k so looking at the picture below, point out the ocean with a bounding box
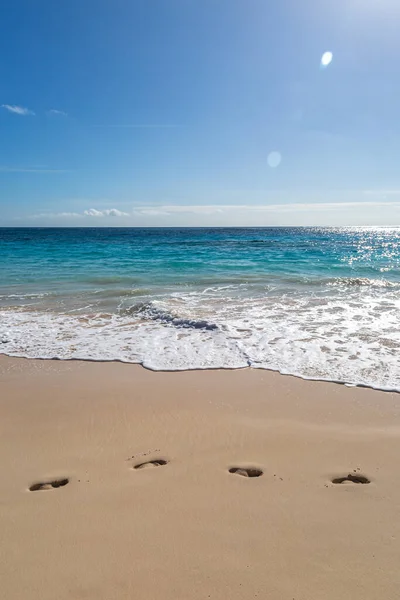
[1,226,399,391]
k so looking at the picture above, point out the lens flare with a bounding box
[267,151,282,168]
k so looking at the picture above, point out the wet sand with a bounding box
[1,355,400,599]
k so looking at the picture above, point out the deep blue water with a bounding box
[1,227,400,390]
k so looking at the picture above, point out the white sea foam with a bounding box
[1,287,400,391]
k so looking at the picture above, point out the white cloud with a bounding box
[83,208,104,217]
[0,166,69,173]
[92,124,177,129]
[48,109,68,116]
[84,208,129,217]
[29,208,130,220]
[362,190,400,196]
[137,208,171,216]
[1,104,35,116]
[30,212,82,219]
[134,201,400,216]
[23,199,400,227]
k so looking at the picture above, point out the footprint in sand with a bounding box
[229,467,263,478]
[331,473,370,485]
[29,478,69,491]
[134,459,168,470]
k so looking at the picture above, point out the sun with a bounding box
[321,51,333,67]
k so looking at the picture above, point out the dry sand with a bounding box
[1,355,400,600]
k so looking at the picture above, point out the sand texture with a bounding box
[1,356,400,599]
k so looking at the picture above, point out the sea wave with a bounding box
[326,277,400,288]
[120,301,218,330]
[1,290,400,391]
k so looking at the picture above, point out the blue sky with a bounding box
[1,0,400,226]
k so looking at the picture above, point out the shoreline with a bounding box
[2,351,400,394]
[1,355,400,599]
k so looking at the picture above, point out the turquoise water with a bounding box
[1,227,400,390]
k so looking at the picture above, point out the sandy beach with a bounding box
[1,355,400,600]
